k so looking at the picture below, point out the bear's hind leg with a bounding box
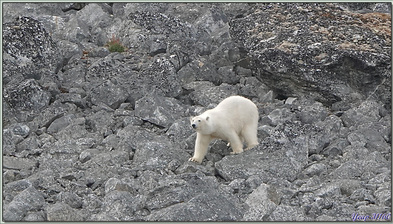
[228,132,244,155]
[242,125,258,150]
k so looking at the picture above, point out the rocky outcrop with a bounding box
[230,3,391,110]
[2,3,391,221]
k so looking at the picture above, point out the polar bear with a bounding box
[189,95,259,163]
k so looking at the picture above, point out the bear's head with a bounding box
[190,116,210,133]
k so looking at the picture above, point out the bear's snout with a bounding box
[192,124,197,129]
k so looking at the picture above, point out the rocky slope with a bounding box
[2,3,391,221]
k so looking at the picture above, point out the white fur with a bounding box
[189,95,259,163]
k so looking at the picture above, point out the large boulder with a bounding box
[230,3,391,109]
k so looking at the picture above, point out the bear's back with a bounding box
[216,95,256,110]
[214,95,258,122]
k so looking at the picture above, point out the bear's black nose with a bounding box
[192,124,196,128]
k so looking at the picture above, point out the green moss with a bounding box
[106,36,126,53]
[108,42,125,53]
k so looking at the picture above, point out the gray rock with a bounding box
[188,82,239,107]
[3,156,38,171]
[3,170,30,184]
[4,79,51,113]
[215,143,307,182]
[104,177,135,194]
[76,3,111,29]
[298,101,328,124]
[321,138,349,157]
[90,80,128,109]
[267,108,293,126]
[101,190,145,221]
[47,202,86,221]
[3,16,59,83]
[230,3,391,108]
[3,179,33,203]
[79,149,96,163]
[303,163,328,177]
[10,123,31,137]
[341,100,382,127]
[16,134,40,153]
[268,205,309,221]
[330,159,387,180]
[149,192,243,221]
[166,117,194,143]
[55,93,87,109]
[135,95,186,128]
[89,47,110,58]
[3,186,45,221]
[2,128,23,155]
[47,114,76,134]
[57,192,83,209]
[23,211,46,221]
[315,183,342,198]
[350,189,376,203]
[132,138,189,171]
[374,182,391,207]
[335,179,362,197]
[175,162,216,176]
[242,183,278,221]
[1,3,391,222]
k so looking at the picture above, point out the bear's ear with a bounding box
[206,116,209,121]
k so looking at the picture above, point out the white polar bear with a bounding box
[189,95,259,163]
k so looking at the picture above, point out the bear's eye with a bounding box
[198,120,201,122]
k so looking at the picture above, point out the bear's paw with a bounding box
[188,157,202,163]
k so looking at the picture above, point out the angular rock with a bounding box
[1,3,391,222]
[188,82,239,107]
[47,202,86,221]
[89,80,128,109]
[268,205,309,221]
[57,192,83,209]
[298,101,328,124]
[166,117,194,143]
[330,159,387,180]
[104,178,135,195]
[3,16,59,83]
[3,186,45,221]
[3,156,38,171]
[215,144,307,182]
[23,211,46,221]
[149,192,243,221]
[230,3,391,108]
[242,183,278,221]
[100,191,145,221]
[135,95,186,128]
[303,163,328,177]
[341,100,382,127]
[47,114,76,134]
[4,79,51,112]
[55,93,87,109]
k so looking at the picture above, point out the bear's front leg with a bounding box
[189,133,211,163]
